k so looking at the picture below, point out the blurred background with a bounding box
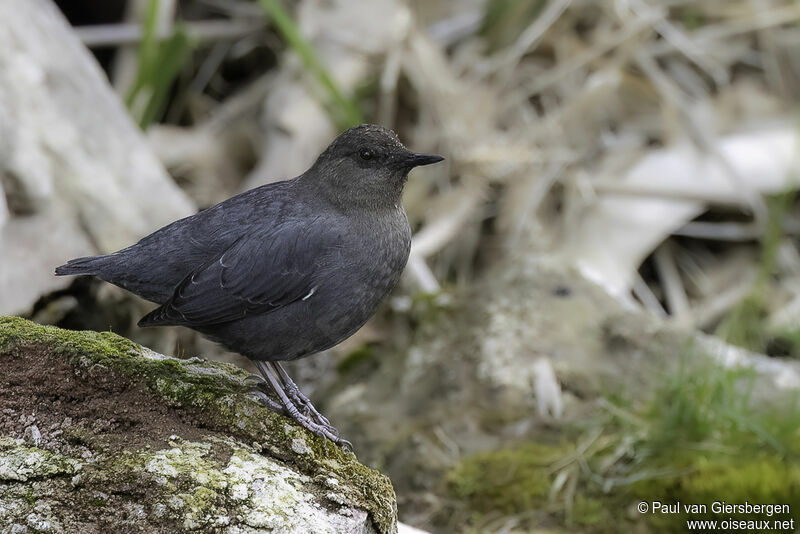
[2,0,800,532]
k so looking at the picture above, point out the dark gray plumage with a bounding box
[56,124,444,446]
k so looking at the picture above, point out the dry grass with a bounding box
[77,0,800,353]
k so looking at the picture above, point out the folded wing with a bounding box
[139,217,340,326]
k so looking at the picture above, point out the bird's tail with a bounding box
[54,255,107,276]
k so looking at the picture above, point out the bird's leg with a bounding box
[245,375,285,413]
[246,370,332,433]
[245,375,266,385]
[270,361,332,427]
[255,361,352,448]
[249,389,286,414]
[246,370,327,425]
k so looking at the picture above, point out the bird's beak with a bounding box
[405,152,445,168]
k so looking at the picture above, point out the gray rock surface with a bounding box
[0,0,195,315]
[0,317,397,534]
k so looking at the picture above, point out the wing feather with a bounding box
[138,218,339,327]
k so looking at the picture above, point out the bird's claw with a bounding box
[280,381,332,427]
[249,385,350,449]
[253,361,352,451]
[249,389,286,414]
[286,408,350,448]
[245,374,266,385]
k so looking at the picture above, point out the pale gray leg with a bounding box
[271,361,332,427]
[246,375,285,413]
[254,361,351,449]
[249,389,286,414]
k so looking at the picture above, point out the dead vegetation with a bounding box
[59,0,800,356]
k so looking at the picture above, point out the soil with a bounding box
[0,343,229,463]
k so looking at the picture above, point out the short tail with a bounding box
[54,255,106,276]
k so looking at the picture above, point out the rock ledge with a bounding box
[0,316,396,534]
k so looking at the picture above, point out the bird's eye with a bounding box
[359,148,374,161]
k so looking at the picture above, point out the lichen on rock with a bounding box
[0,439,78,483]
[0,316,397,533]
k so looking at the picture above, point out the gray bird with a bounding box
[56,124,444,446]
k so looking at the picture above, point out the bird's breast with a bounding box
[252,207,411,359]
[346,208,410,287]
[317,208,410,314]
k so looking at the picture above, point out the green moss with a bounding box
[334,460,397,534]
[440,351,800,533]
[678,456,800,504]
[572,496,610,527]
[337,345,375,374]
[0,316,398,534]
[445,443,564,515]
[80,441,226,528]
[445,442,800,533]
[183,486,222,521]
[629,454,799,532]
[23,488,37,506]
[63,425,104,451]
[0,316,245,411]
[592,355,800,532]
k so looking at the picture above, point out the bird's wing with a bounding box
[138,217,342,327]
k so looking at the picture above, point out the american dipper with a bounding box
[56,124,443,447]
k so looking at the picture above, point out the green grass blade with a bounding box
[138,26,195,128]
[256,0,363,129]
[124,0,197,129]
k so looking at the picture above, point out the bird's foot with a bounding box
[246,374,329,426]
[245,375,266,385]
[250,389,350,448]
[247,375,285,412]
[259,365,333,428]
[249,390,286,414]
[280,395,348,446]
[253,361,352,450]
[284,384,332,427]
[284,403,353,450]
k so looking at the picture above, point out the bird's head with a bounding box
[307,124,444,210]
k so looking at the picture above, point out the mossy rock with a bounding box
[0,316,397,533]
